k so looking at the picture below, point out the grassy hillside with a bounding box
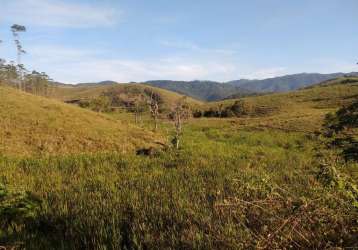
[0,85,161,156]
[0,78,357,249]
[203,77,358,132]
[51,83,203,110]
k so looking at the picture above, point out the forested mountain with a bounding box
[145,72,358,101]
[144,80,252,101]
[228,72,358,92]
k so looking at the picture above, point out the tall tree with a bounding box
[11,24,26,90]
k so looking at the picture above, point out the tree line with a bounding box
[0,24,52,96]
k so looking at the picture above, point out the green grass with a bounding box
[207,77,358,132]
[0,79,357,249]
[1,119,357,249]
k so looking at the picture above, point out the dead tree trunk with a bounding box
[149,92,159,131]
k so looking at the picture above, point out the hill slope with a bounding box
[51,83,203,110]
[207,77,358,132]
[0,86,160,156]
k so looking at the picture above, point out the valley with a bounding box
[0,76,357,249]
[0,2,357,248]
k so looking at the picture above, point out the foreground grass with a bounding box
[1,121,357,249]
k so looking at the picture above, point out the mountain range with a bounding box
[145,72,358,101]
[77,72,358,101]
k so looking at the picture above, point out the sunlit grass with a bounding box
[0,79,357,249]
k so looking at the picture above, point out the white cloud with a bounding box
[27,45,102,63]
[33,57,239,83]
[306,58,358,74]
[23,43,242,83]
[0,0,120,28]
[242,67,288,79]
[18,44,303,83]
[160,40,238,56]
[22,44,357,84]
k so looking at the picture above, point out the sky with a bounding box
[0,0,357,83]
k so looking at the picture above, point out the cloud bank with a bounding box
[0,0,120,28]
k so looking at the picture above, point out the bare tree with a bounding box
[169,97,191,149]
[11,24,26,90]
[149,91,160,131]
[133,94,146,125]
[217,103,224,118]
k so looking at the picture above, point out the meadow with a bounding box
[1,116,357,249]
[0,79,357,249]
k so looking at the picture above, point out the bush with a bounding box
[322,100,358,161]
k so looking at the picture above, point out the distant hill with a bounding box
[203,77,358,132]
[76,80,119,87]
[51,83,203,112]
[145,72,358,101]
[145,80,252,101]
[227,72,358,92]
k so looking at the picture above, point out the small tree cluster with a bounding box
[24,71,51,95]
[79,95,112,113]
[193,99,252,118]
[0,24,52,96]
[0,62,51,96]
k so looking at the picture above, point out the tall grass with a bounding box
[1,122,357,249]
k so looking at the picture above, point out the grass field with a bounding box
[208,77,358,132]
[0,86,162,156]
[0,79,357,249]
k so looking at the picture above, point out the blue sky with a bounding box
[0,0,357,83]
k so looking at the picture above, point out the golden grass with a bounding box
[51,83,203,107]
[207,77,358,132]
[0,86,162,156]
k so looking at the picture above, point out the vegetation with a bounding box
[0,114,357,249]
[0,86,161,156]
[145,80,250,101]
[0,26,357,248]
[168,97,191,149]
[145,73,358,101]
[322,100,358,161]
[52,83,202,109]
[0,24,52,97]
